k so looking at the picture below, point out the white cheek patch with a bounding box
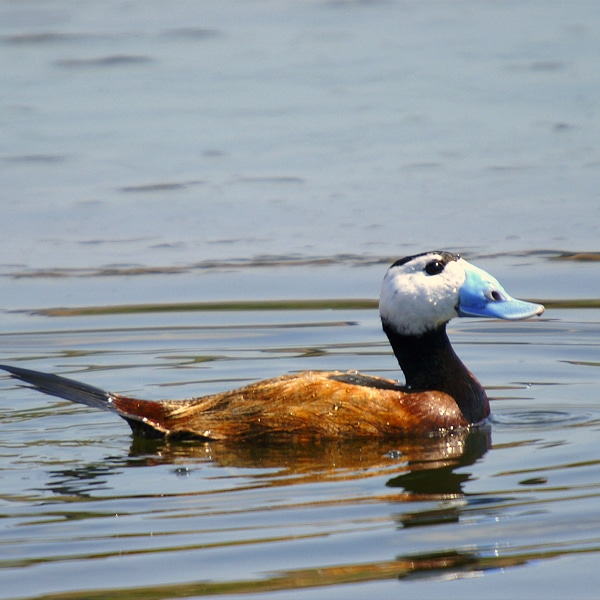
[379,257,467,336]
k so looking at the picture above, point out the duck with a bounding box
[0,251,544,441]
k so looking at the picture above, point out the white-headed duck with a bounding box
[0,251,544,441]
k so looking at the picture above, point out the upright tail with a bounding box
[0,364,170,438]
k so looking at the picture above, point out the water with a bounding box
[1,1,600,599]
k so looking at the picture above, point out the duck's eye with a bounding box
[424,260,444,275]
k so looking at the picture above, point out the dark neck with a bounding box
[382,321,489,424]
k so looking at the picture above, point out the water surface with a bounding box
[1,1,600,599]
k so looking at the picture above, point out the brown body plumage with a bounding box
[110,371,470,440]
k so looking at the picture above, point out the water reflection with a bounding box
[43,427,490,500]
[44,462,120,499]
[386,426,490,497]
[131,427,490,489]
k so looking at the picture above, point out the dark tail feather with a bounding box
[1,364,172,439]
[0,364,117,412]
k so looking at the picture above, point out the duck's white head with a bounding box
[379,251,544,337]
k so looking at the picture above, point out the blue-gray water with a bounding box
[1,2,600,599]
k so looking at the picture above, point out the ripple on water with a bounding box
[490,409,596,429]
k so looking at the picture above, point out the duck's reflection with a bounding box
[386,425,490,494]
[384,425,491,528]
[45,426,490,500]
[129,424,490,492]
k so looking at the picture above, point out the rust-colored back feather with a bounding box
[110,371,470,440]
